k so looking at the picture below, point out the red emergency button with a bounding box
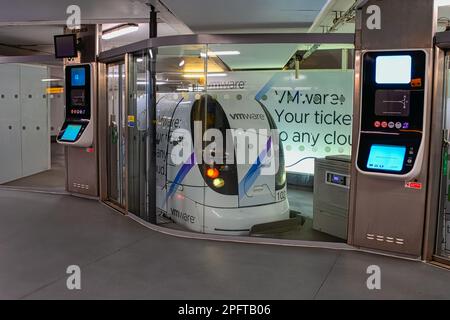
[374,121,381,128]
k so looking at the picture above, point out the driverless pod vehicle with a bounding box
[155,93,289,235]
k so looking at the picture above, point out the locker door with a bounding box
[20,65,50,177]
[0,64,22,183]
[0,122,22,184]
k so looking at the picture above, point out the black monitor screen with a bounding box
[54,34,77,59]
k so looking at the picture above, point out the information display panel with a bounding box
[71,68,86,86]
[356,50,427,179]
[65,64,91,120]
[366,145,406,172]
[375,55,412,84]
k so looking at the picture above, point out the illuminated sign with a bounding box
[46,87,64,94]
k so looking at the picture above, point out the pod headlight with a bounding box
[212,178,225,188]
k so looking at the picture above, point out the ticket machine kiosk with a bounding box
[56,61,98,197]
[57,64,94,147]
[350,0,436,258]
[356,50,428,180]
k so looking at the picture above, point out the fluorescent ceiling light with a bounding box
[207,73,227,77]
[136,58,144,63]
[136,81,168,85]
[436,0,450,6]
[200,51,240,58]
[102,23,139,40]
[41,78,62,82]
[183,74,204,78]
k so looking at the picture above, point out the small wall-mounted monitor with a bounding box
[54,34,78,59]
[375,55,412,84]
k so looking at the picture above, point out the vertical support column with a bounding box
[150,5,157,38]
[342,49,348,71]
[349,0,437,258]
[423,47,446,261]
[147,6,158,224]
[78,25,98,64]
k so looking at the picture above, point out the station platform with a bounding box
[0,189,449,300]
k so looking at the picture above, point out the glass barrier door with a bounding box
[436,54,450,263]
[106,62,127,207]
[127,53,149,220]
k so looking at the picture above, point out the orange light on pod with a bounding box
[206,167,219,179]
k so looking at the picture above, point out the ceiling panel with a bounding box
[208,43,298,70]
[0,0,150,23]
[162,0,328,33]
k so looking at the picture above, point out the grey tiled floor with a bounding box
[0,189,449,300]
[3,142,66,192]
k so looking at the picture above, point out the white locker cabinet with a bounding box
[0,63,50,184]
[20,65,50,177]
[50,93,65,136]
[0,64,21,184]
[0,123,22,183]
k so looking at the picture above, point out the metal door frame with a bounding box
[423,32,450,266]
[99,54,129,214]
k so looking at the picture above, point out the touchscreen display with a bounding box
[71,67,86,86]
[61,124,82,142]
[367,144,406,172]
[375,55,412,84]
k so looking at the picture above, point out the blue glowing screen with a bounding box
[71,68,85,86]
[61,124,82,142]
[367,144,406,172]
[375,55,412,84]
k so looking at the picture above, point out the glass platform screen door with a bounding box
[106,62,127,208]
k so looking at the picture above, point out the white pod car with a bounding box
[156,93,289,235]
